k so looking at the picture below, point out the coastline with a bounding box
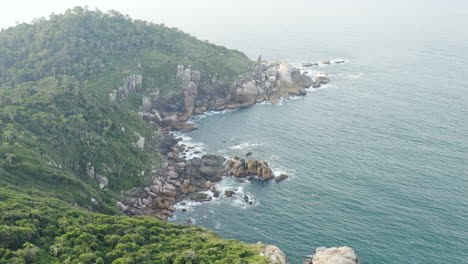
[117,60,360,263]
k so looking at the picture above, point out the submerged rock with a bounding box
[315,76,330,84]
[302,62,318,67]
[275,174,289,182]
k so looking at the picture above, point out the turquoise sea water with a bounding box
[171,14,468,263]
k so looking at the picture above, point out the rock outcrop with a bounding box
[303,247,359,264]
[116,74,143,99]
[259,244,289,264]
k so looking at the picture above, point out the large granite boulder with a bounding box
[304,247,359,264]
[277,63,312,97]
[232,81,259,105]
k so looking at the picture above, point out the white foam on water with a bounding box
[258,100,273,105]
[272,167,295,179]
[290,95,303,100]
[229,142,263,150]
[214,178,259,208]
[190,108,238,122]
[172,131,206,160]
[172,177,259,214]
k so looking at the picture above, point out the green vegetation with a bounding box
[0,187,269,263]
[0,7,261,263]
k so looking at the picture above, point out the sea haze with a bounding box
[170,9,468,264]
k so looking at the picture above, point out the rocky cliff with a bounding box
[131,61,329,132]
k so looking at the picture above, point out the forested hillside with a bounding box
[0,7,264,263]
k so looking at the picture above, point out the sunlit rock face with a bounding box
[303,247,359,264]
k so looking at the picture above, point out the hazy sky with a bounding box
[1,0,466,33]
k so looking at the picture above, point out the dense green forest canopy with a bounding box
[0,187,269,263]
[0,7,261,263]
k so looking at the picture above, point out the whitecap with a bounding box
[229,142,263,150]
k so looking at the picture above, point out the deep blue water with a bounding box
[171,14,468,263]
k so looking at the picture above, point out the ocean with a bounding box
[170,12,468,263]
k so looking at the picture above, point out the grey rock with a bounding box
[184,81,198,115]
[168,171,179,179]
[96,175,109,189]
[134,135,145,150]
[142,96,152,110]
[316,76,330,84]
[188,192,212,202]
[162,115,179,129]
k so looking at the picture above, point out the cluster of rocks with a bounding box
[121,130,250,216]
[303,247,360,264]
[120,134,291,220]
[227,157,288,182]
[119,137,228,220]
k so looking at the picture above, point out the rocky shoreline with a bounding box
[117,60,328,220]
[115,59,360,263]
